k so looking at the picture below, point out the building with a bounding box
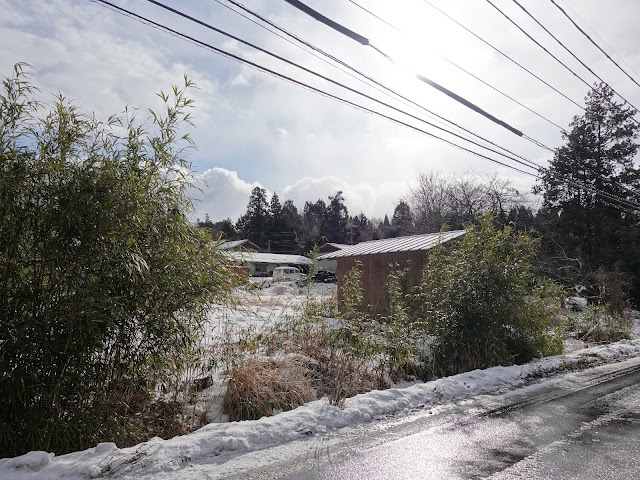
[317,230,466,310]
[226,251,313,277]
[217,239,262,252]
[315,242,350,273]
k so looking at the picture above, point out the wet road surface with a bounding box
[269,359,640,479]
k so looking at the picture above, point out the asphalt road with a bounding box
[263,358,640,480]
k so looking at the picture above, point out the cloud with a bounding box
[189,170,406,224]
[282,176,404,220]
[231,73,249,87]
[190,168,264,222]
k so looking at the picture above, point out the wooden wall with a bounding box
[336,250,429,311]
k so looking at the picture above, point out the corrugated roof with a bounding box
[326,242,350,249]
[226,252,313,265]
[317,230,466,259]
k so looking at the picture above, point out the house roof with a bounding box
[217,239,261,252]
[317,230,466,259]
[226,252,313,265]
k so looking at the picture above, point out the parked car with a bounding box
[272,266,306,281]
[312,270,337,283]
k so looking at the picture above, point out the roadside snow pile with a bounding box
[3,339,640,480]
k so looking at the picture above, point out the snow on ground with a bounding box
[3,339,640,480]
[2,284,640,480]
[192,279,338,423]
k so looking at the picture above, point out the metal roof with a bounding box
[226,252,313,265]
[217,239,261,251]
[317,230,466,259]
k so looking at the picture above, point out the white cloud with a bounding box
[231,74,249,87]
[282,176,404,219]
[189,171,406,224]
[190,168,264,222]
[3,0,638,229]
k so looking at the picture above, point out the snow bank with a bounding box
[3,339,640,480]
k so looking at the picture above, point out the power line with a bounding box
[346,0,399,32]
[550,0,640,91]
[220,0,522,159]
[332,1,566,133]
[283,0,527,139]
[144,0,543,169]
[92,0,640,214]
[486,0,640,119]
[486,0,591,88]
[443,58,565,132]
[511,0,633,112]
[92,0,539,179]
[421,0,584,111]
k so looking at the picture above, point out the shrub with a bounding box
[567,303,632,343]
[339,260,364,318]
[414,215,563,377]
[0,65,233,456]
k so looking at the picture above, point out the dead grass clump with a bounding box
[222,358,314,421]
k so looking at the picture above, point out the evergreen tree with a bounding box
[536,83,640,302]
[302,198,327,249]
[391,200,414,237]
[212,218,237,240]
[325,191,349,243]
[505,205,535,231]
[348,212,369,244]
[268,192,283,227]
[282,199,301,230]
[267,192,283,248]
[379,214,392,238]
[237,186,269,248]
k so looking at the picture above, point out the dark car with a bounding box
[312,270,337,283]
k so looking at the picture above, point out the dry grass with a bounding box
[222,358,314,421]
[313,351,387,407]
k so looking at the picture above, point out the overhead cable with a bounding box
[92,0,539,178]
[333,0,566,132]
[486,0,640,119]
[283,0,526,138]
[444,58,565,132]
[346,0,399,32]
[549,0,640,91]
[421,0,584,110]
[284,0,369,45]
[144,0,539,168]
[219,0,519,157]
[92,0,640,214]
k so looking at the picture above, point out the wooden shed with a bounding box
[317,230,466,310]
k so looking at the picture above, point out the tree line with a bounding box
[198,175,532,254]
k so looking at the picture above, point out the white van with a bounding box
[272,266,306,281]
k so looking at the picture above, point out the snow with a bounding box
[2,284,640,479]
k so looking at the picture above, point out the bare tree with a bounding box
[408,171,529,232]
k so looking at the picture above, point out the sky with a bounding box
[2,0,640,222]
